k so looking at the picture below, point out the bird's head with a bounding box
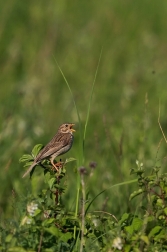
[59,123,76,134]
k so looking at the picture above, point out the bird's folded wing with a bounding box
[35,135,69,162]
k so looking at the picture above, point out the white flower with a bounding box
[112,237,122,250]
[27,202,38,216]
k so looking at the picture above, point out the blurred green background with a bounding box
[1,0,167,219]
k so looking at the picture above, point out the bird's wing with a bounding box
[35,133,70,162]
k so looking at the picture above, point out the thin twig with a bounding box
[55,175,60,205]
[38,231,43,252]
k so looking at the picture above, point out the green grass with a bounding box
[1,0,167,222]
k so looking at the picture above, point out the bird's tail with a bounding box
[22,162,37,178]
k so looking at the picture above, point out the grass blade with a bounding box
[83,48,103,154]
[85,178,138,216]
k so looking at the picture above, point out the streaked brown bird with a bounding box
[22,123,75,178]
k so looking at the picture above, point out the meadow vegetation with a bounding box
[1,0,167,251]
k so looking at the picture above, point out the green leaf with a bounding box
[156,209,164,219]
[32,144,43,157]
[156,198,164,208]
[5,234,13,242]
[140,235,149,245]
[48,177,56,189]
[44,226,61,236]
[24,161,33,167]
[59,232,72,242]
[19,154,33,163]
[148,226,162,238]
[124,225,134,235]
[164,207,167,215]
[119,213,130,226]
[131,217,142,231]
[42,218,55,227]
[129,189,144,201]
[42,189,47,195]
[120,213,130,222]
[33,208,41,216]
[154,228,166,241]
[124,244,131,252]
[44,172,51,183]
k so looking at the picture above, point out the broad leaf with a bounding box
[148,226,162,238]
[131,217,142,231]
[42,218,55,227]
[44,226,61,236]
[19,154,33,163]
[140,235,149,245]
[32,144,43,157]
[48,177,56,189]
[59,232,72,242]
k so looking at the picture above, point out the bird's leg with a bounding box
[50,158,64,172]
[51,159,59,172]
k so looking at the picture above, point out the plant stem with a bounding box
[80,173,85,252]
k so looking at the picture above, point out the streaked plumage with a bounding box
[22,123,75,178]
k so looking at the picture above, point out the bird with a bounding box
[22,123,75,178]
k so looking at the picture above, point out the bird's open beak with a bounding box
[70,124,76,132]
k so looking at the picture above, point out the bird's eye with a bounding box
[65,124,68,127]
